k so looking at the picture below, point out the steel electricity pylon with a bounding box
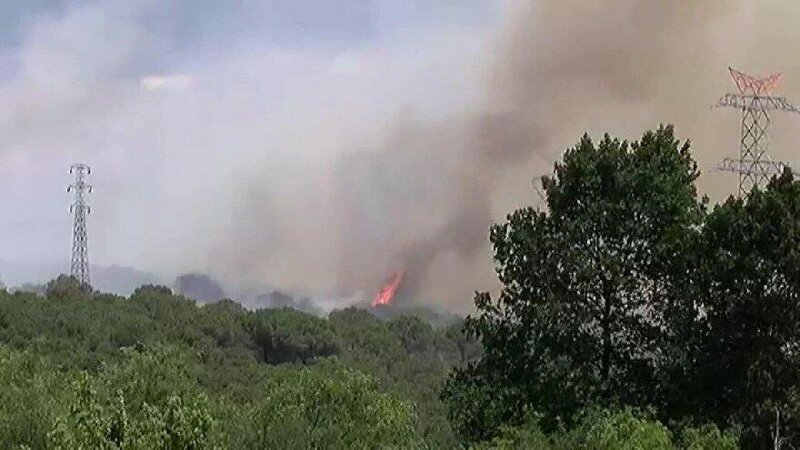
[67,163,92,286]
[715,67,800,195]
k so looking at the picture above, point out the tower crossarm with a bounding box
[69,203,92,213]
[67,181,93,192]
[729,67,783,96]
[715,93,800,113]
[715,68,796,196]
[717,158,786,176]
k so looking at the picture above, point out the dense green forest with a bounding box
[1,125,799,449]
[0,280,476,449]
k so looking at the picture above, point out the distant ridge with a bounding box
[0,260,163,296]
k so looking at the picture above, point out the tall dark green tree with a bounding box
[46,274,92,300]
[443,126,705,441]
[250,308,339,364]
[687,170,800,448]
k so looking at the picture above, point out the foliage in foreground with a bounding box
[0,283,468,448]
[232,361,418,449]
[473,409,738,450]
[0,343,421,449]
[444,125,800,449]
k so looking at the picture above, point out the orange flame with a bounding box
[371,271,404,307]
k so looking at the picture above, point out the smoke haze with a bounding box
[2,1,800,312]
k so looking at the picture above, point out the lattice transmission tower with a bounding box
[67,163,92,286]
[715,67,800,195]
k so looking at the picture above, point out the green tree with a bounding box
[46,274,92,300]
[680,424,739,450]
[0,274,471,448]
[330,307,462,447]
[443,321,481,365]
[250,308,339,364]
[557,408,674,450]
[470,408,738,450]
[49,344,217,449]
[470,418,551,450]
[132,285,173,297]
[238,361,418,449]
[687,170,800,448]
[97,344,202,412]
[388,316,435,354]
[0,345,69,449]
[49,374,215,450]
[444,126,704,440]
[197,299,252,349]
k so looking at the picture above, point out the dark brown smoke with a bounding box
[326,1,742,310]
[223,1,800,312]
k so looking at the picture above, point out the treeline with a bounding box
[443,126,800,449]
[0,279,477,448]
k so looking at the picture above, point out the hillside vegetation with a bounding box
[0,279,480,448]
[1,126,799,449]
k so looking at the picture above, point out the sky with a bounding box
[0,0,504,295]
[3,1,800,311]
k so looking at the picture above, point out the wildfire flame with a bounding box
[371,271,404,307]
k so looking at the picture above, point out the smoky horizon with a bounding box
[2,1,800,314]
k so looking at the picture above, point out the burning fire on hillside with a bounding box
[371,271,404,307]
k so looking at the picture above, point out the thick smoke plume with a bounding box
[225,1,754,310]
[4,1,800,312]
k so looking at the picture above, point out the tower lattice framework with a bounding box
[715,67,800,195]
[67,163,92,286]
